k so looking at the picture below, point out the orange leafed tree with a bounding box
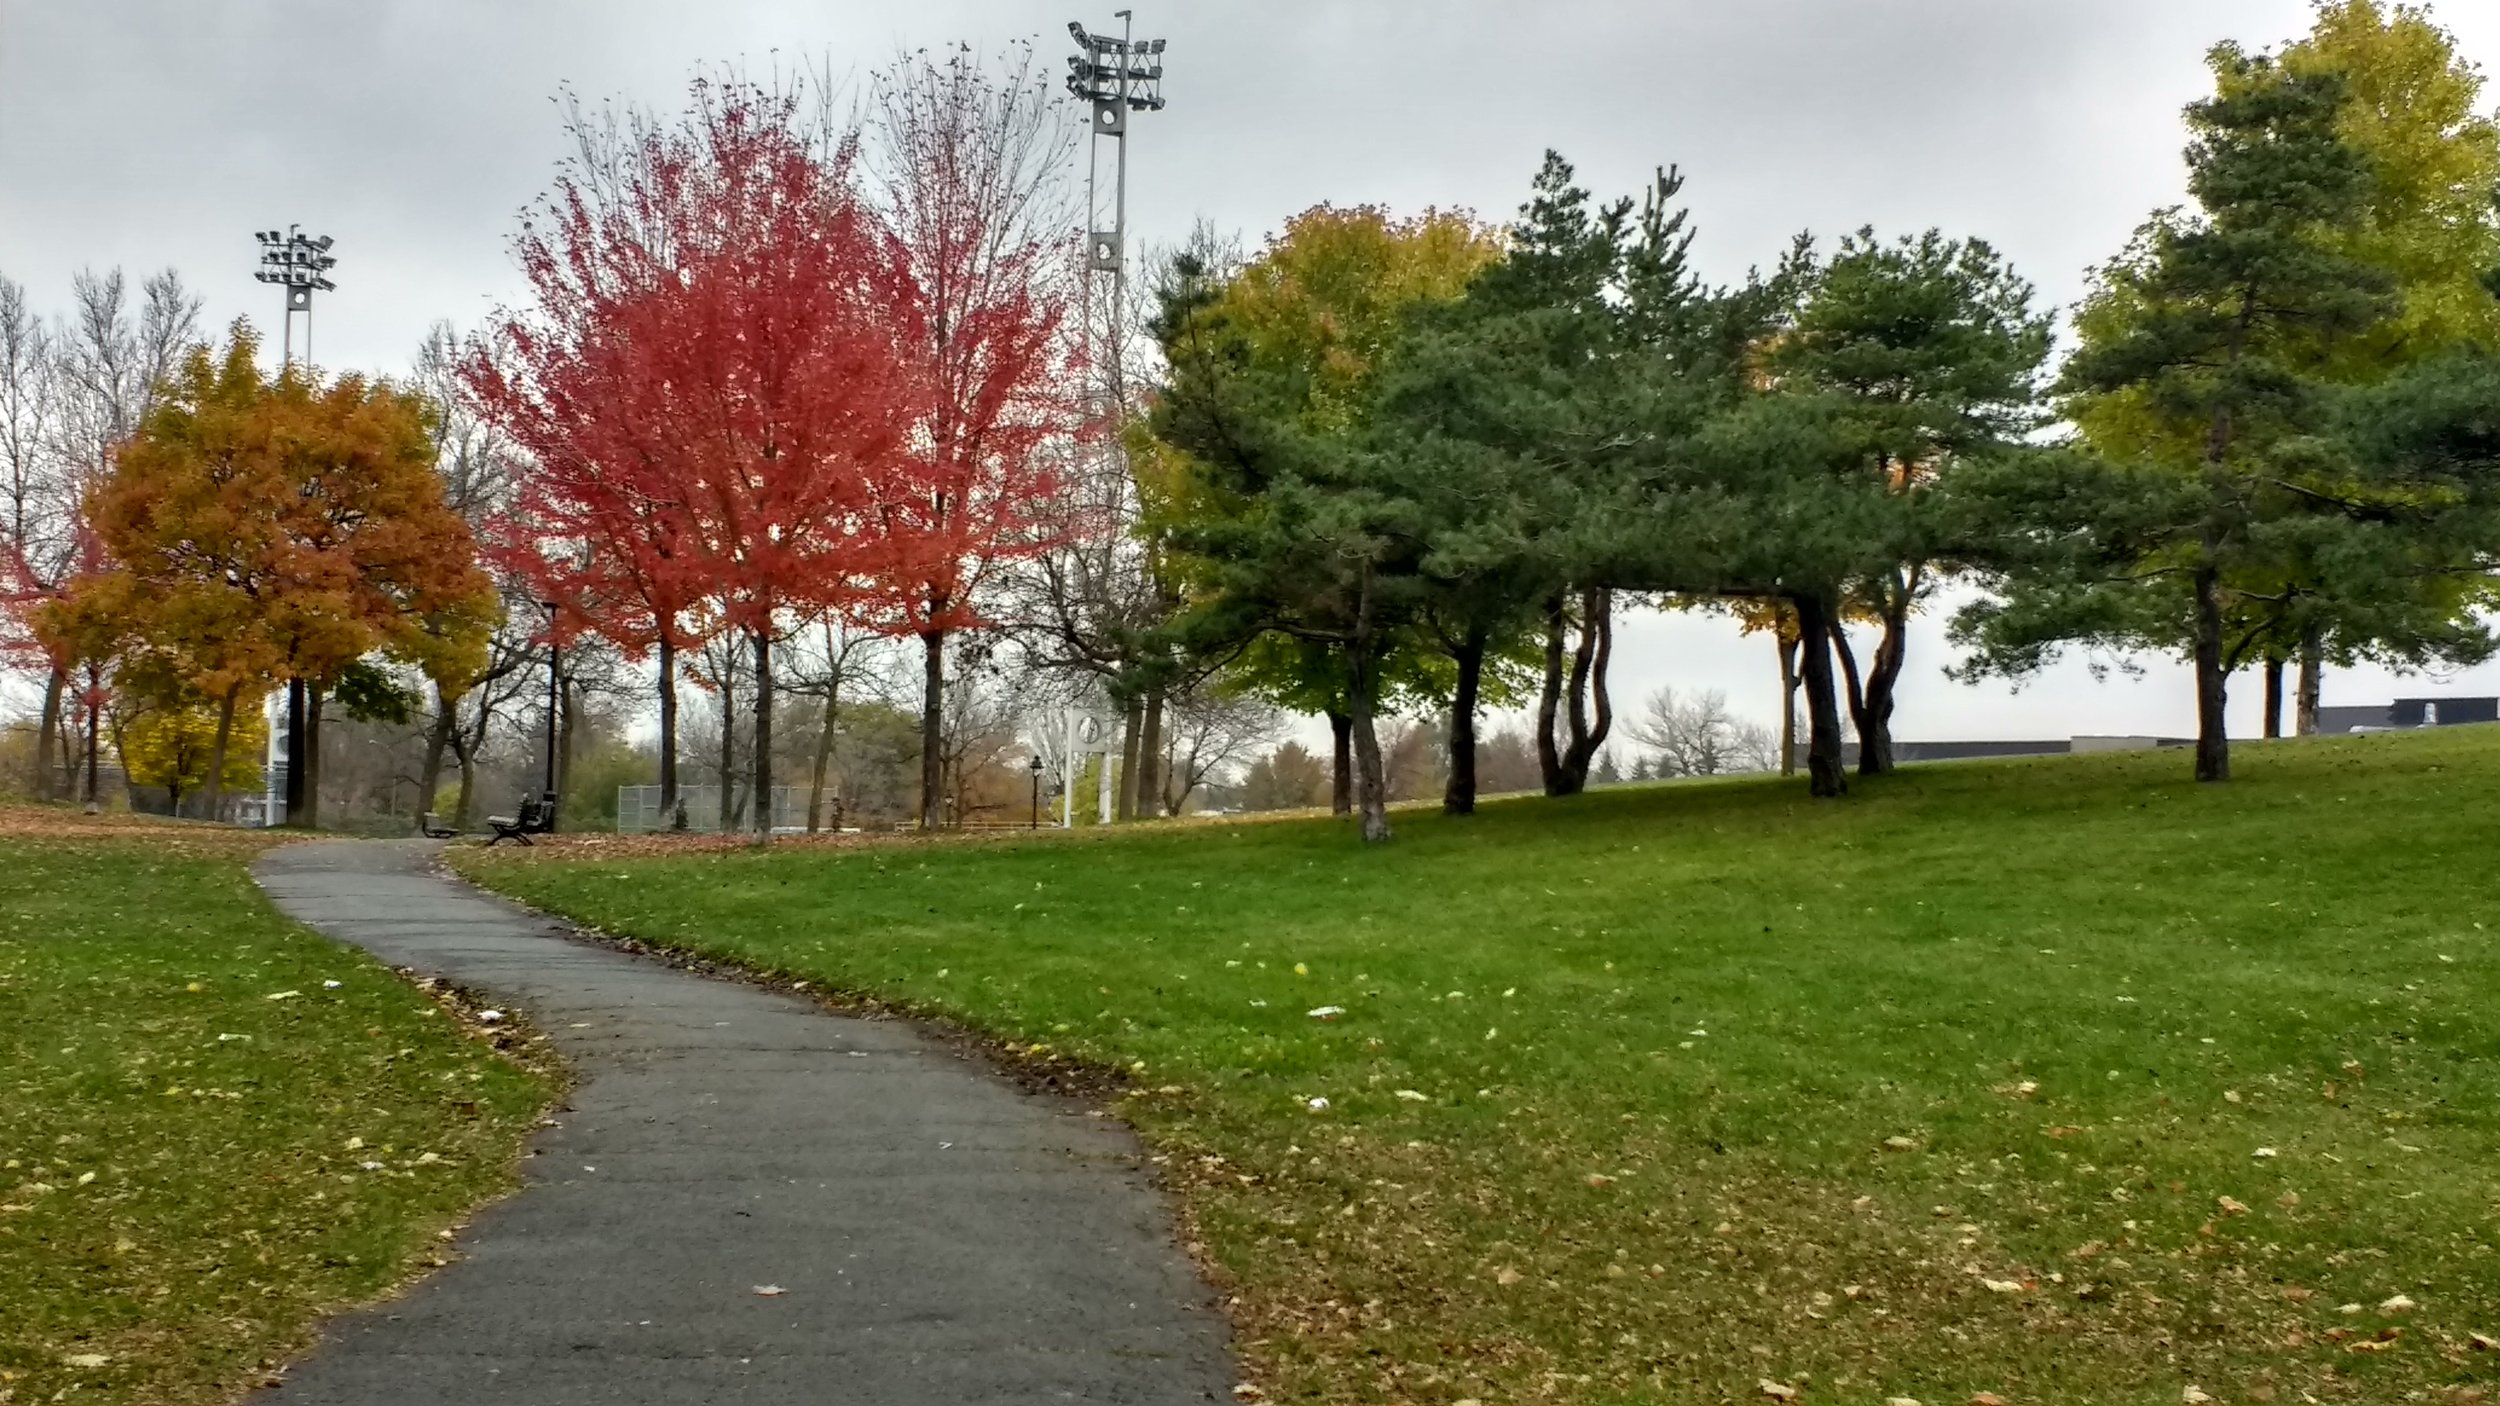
[52,323,495,823]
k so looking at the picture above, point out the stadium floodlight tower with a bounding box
[252,225,338,370]
[1064,14,1164,825]
[1066,13,1166,388]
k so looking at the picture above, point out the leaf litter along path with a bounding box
[248,839,1234,1405]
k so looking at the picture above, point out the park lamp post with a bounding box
[1029,753,1046,829]
[251,225,337,370]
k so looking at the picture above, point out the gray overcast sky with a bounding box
[6,0,2500,744]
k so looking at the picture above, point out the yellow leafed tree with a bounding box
[122,698,269,818]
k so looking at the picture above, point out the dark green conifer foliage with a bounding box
[1955,50,2407,782]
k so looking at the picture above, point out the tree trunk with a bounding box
[418,685,457,828]
[284,677,307,823]
[2262,654,2285,740]
[1831,622,1868,758]
[1326,708,1352,816]
[34,665,64,801]
[1115,693,1142,822]
[1535,593,1567,794]
[752,630,774,846]
[1791,593,1848,798]
[82,675,100,813]
[1347,685,1392,843]
[1345,576,1392,844]
[554,676,581,832]
[807,679,839,835]
[656,633,679,820]
[200,685,239,825]
[1443,625,1485,816]
[1776,630,1798,776]
[1550,587,1614,797]
[1856,574,1912,776]
[451,730,478,829]
[2192,560,2230,783]
[1135,684,1165,820]
[717,668,738,832]
[917,629,944,830]
[2295,626,2323,736]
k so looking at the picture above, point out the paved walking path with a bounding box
[251,840,1234,1405]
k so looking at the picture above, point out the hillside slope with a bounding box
[470,730,2500,1406]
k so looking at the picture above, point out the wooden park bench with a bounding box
[485,795,557,847]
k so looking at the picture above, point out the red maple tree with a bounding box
[469,79,917,839]
[867,48,1084,827]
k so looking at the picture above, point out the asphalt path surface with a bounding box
[250,839,1234,1405]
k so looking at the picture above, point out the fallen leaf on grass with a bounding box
[61,1354,110,1369]
[1970,1396,2008,1406]
[2382,1294,2417,1312]
[2471,1331,2498,1351]
[1883,1135,1919,1150]
[1494,1266,1523,1286]
[2182,1389,2214,1405]
[752,1285,785,1297]
[2217,1196,2249,1215]
[1982,1278,2025,1294]
[1393,1089,1428,1102]
[1759,1381,1798,1402]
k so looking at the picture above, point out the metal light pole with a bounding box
[540,601,561,827]
[1029,754,1045,829]
[252,226,335,826]
[1067,13,1167,416]
[252,226,337,370]
[1068,16,1164,827]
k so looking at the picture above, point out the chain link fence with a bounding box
[616,784,811,834]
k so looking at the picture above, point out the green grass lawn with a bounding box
[0,818,555,1405]
[464,731,2500,1406]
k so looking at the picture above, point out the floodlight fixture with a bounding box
[1064,11,1166,111]
[1068,7,1166,605]
[250,223,338,367]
